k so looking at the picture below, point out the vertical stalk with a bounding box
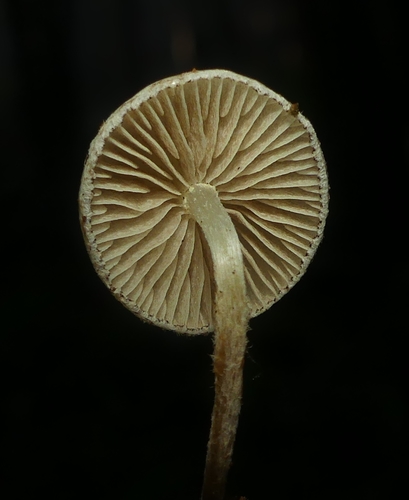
[184,183,250,500]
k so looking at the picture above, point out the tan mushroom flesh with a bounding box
[79,69,329,500]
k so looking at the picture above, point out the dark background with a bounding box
[2,1,407,499]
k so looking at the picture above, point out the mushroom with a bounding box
[79,69,329,500]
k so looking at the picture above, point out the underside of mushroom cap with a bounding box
[79,69,329,334]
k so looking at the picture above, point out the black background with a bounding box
[2,1,407,499]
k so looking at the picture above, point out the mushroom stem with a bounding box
[184,183,250,500]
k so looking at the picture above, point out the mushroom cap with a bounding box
[79,69,329,334]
